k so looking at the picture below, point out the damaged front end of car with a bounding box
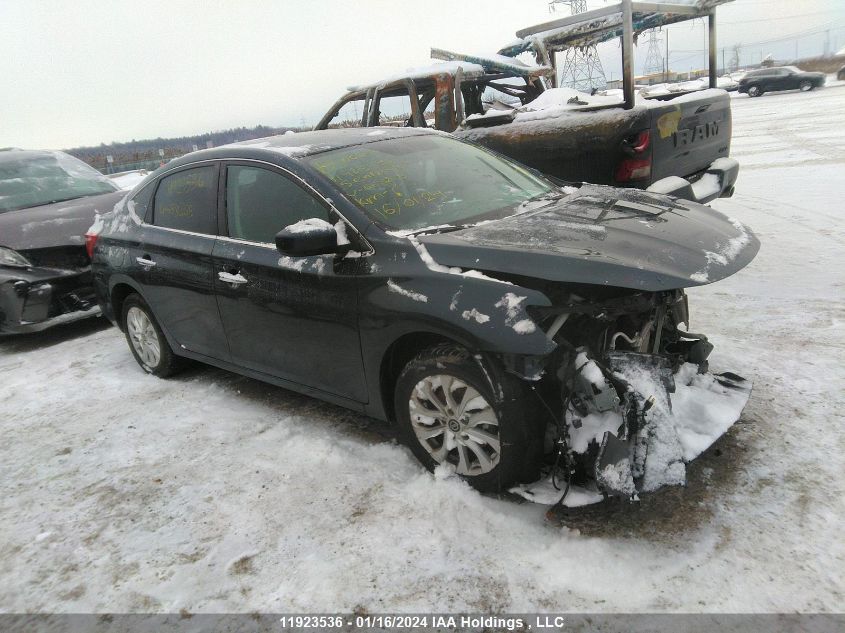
[512,286,752,505]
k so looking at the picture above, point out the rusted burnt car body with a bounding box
[316,0,738,205]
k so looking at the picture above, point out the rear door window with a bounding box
[130,182,155,222]
[152,165,218,235]
[225,165,330,244]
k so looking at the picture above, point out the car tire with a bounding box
[799,80,813,92]
[747,85,762,97]
[122,293,181,377]
[394,344,542,492]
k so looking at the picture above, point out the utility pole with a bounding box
[644,29,664,80]
[665,29,670,82]
[549,0,608,91]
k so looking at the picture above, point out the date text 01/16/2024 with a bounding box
[277,615,568,630]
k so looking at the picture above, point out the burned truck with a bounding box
[316,0,737,205]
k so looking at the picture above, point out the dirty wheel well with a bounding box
[110,284,136,330]
[380,333,462,422]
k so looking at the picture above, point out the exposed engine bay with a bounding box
[512,288,752,505]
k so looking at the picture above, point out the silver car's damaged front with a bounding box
[513,288,752,505]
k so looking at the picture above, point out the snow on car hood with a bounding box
[417,184,760,291]
[0,190,125,252]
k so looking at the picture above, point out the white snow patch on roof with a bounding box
[225,137,315,157]
[349,61,486,92]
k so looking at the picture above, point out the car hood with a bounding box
[417,184,760,291]
[0,190,125,252]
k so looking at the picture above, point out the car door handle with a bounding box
[218,271,248,286]
[136,257,156,268]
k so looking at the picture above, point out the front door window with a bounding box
[225,166,329,244]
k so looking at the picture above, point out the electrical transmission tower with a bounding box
[549,0,607,92]
[643,30,663,78]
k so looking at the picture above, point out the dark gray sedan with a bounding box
[738,66,825,97]
[88,128,759,499]
[0,149,124,334]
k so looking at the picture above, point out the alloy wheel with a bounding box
[126,306,161,368]
[408,374,500,475]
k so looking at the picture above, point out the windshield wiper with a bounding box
[38,195,87,207]
[406,224,467,237]
[527,189,567,203]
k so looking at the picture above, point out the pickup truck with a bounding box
[315,0,738,205]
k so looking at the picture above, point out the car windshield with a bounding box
[0,151,119,213]
[304,134,555,231]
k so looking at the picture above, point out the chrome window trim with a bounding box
[216,235,277,250]
[142,224,217,240]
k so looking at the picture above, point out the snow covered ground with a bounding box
[1,84,843,614]
[108,170,150,190]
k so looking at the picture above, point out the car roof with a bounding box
[164,127,442,169]
[0,148,65,164]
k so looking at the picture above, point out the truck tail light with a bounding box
[615,158,652,182]
[85,232,99,260]
[616,130,652,182]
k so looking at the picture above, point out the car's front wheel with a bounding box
[799,80,813,92]
[122,294,181,377]
[394,344,541,492]
[747,85,762,97]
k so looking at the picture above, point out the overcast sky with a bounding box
[2,0,843,150]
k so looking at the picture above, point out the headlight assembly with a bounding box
[0,246,32,268]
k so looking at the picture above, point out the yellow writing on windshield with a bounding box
[158,203,193,218]
[312,151,446,220]
[166,172,209,195]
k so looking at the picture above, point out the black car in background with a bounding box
[738,66,825,97]
[0,149,124,334]
[90,128,758,496]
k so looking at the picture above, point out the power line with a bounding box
[720,10,841,26]
[740,22,845,47]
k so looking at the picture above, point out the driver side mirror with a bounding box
[275,219,338,257]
